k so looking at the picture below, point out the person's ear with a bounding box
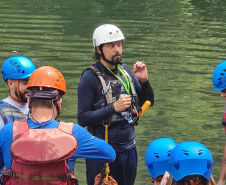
[96,46,101,55]
[7,79,13,88]
[57,98,62,110]
[27,97,31,109]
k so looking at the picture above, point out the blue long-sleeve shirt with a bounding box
[0,118,116,172]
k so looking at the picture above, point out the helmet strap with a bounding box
[16,80,21,100]
[99,45,122,66]
[10,80,24,104]
[53,99,60,118]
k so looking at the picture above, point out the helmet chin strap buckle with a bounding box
[222,120,226,126]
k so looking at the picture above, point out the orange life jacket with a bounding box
[2,120,78,185]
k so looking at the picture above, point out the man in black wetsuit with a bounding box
[77,24,154,185]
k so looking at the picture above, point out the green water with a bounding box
[0,0,226,184]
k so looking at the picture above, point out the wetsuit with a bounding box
[0,118,116,174]
[78,61,154,185]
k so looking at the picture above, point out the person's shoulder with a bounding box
[2,97,21,108]
[1,121,13,132]
[0,97,10,105]
[81,64,98,78]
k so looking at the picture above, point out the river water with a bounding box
[0,0,225,184]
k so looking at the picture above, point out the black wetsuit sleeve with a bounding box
[77,69,116,127]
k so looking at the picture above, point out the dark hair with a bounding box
[166,175,213,185]
[92,45,103,60]
[30,99,53,109]
[92,49,100,60]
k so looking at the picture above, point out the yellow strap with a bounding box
[16,80,21,100]
[105,124,109,181]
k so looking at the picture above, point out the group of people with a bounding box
[145,138,216,185]
[0,23,225,185]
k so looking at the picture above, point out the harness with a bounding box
[0,100,27,125]
[89,65,140,126]
[2,120,78,185]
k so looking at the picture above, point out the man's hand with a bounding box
[132,61,148,83]
[113,95,131,112]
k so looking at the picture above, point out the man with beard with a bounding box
[77,24,154,185]
[0,56,36,130]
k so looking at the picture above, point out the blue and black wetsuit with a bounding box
[77,61,154,185]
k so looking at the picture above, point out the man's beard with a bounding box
[106,53,122,65]
[15,89,27,103]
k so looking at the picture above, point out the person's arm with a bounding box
[0,115,4,130]
[217,144,226,185]
[123,63,154,106]
[72,124,115,161]
[67,124,116,171]
[77,69,116,127]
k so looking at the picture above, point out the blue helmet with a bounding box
[1,56,36,82]
[145,138,178,178]
[212,60,226,91]
[168,142,213,181]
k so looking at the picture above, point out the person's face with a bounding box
[221,89,226,99]
[10,79,29,103]
[102,41,123,64]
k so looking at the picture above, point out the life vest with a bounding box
[0,101,27,125]
[2,120,78,185]
[89,64,140,125]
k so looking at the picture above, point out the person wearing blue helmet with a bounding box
[145,138,178,185]
[0,56,36,130]
[167,141,216,185]
[212,61,226,185]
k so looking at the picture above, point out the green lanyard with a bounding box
[103,64,130,95]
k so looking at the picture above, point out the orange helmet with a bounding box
[27,66,66,95]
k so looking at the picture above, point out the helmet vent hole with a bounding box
[109,32,112,35]
[148,164,153,170]
[167,150,173,156]
[21,70,25,74]
[182,150,189,155]
[224,69,226,72]
[154,153,159,158]
[15,65,21,69]
[198,149,203,155]
[220,73,225,76]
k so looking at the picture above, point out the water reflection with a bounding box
[0,0,225,184]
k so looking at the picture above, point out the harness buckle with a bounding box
[61,174,70,181]
[10,172,17,179]
[132,117,139,126]
[102,118,112,126]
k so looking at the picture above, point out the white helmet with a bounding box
[93,24,125,47]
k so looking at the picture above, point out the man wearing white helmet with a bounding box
[77,24,154,185]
